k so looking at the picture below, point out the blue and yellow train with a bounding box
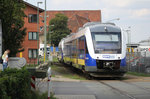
[58,22,127,77]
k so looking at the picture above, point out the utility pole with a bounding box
[37,2,43,65]
[44,0,47,63]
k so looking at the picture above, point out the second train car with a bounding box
[58,22,126,77]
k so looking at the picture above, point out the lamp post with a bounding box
[44,0,47,63]
[49,25,54,47]
[48,25,54,62]
[37,2,43,65]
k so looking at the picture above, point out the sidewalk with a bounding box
[36,77,96,99]
[55,95,96,99]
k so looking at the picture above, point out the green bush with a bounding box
[0,68,57,99]
[0,68,31,99]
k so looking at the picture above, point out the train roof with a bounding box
[89,23,121,33]
[83,22,115,27]
[60,22,121,43]
[78,22,120,32]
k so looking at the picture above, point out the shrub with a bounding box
[0,68,57,99]
[0,68,31,99]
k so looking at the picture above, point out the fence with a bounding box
[126,51,150,74]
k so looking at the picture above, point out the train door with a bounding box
[85,38,97,71]
[72,40,78,64]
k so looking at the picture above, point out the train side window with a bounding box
[72,40,77,58]
[78,36,85,59]
[64,42,71,57]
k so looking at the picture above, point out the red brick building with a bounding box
[18,2,44,64]
[21,2,101,64]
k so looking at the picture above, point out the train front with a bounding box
[85,24,126,77]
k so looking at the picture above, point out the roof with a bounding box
[46,10,101,12]
[45,10,101,33]
[23,1,44,12]
[39,10,101,34]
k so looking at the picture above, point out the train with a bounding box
[58,22,127,77]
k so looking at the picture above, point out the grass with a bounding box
[63,74,86,80]
[127,71,150,77]
[50,64,86,80]
[25,56,86,80]
[52,56,59,63]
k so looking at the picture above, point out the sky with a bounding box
[24,0,150,43]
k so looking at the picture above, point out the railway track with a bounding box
[120,80,150,92]
[98,79,150,99]
[99,81,137,99]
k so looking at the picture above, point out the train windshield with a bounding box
[92,32,121,54]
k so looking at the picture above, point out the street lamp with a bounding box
[37,1,43,65]
[49,24,54,45]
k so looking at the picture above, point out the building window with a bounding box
[28,49,38,59]
[28,14,37,23]
[28,32,37,40]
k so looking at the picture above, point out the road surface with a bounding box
[37,76,150,99]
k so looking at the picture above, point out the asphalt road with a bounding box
[37,78,150,99]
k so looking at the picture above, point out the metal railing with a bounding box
[126,52,150,74]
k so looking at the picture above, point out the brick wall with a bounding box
[40,10,101,33]
[17,4,40,64]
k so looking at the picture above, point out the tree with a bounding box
[0,0,26,56]
[47,13,70,46]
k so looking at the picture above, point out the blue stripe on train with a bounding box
[120,57,126,67]
[61,53,63,60]
[85,54,126,67]
[85,54,96,66]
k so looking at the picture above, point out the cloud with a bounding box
[51,0,85,6]
[101,0,134,7]
[131,9,150,17]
